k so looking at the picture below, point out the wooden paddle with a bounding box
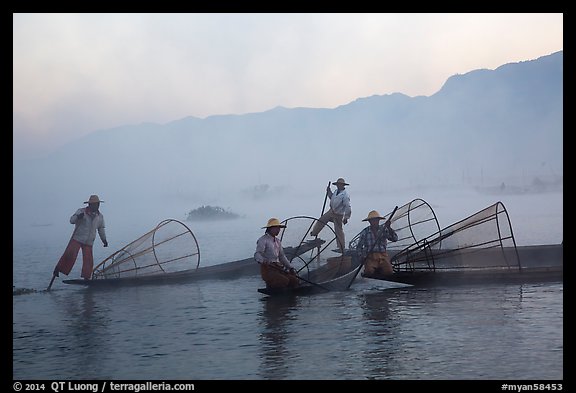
[320,181,330,219]
[310,181,331,259]
[47,274,57,292]
[345,205,399,289]
[47,262,64,291]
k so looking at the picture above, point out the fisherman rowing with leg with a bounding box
[309,178,352,253]
[48,195,108,291]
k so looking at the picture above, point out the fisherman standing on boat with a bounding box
[255,218,299,289]
[309,178,352,253]
[357,210,398,278]
[50,195,108,285]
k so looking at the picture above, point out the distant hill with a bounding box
[13,51,563,215]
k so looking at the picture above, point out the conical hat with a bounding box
[332,178,349,186]
[84,194,104,204]
[362,210,385,222]
[262,218,287,228]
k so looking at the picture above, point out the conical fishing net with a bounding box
[391,201,520,272]
[92,219,200,280]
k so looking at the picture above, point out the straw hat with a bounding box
[362,210,385,222]
[332,177,349,186]
[262,218,287,228]
[84,194,104,204]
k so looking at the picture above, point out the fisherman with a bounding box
[357,210,398,278]
[49,195,108,288]
[309,177,352,253]
[254,218,299,289]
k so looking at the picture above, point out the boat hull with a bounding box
[257,285,326,297]
[64,242,562,289]
[377,266,563,287]
[367,243,563,287]
[63,239,326,287]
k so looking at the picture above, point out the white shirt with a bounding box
[329,189,351,219]
[70,208,107,246]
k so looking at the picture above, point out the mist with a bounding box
[13,52,563,260]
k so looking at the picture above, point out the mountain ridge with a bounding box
[13,51,563,220]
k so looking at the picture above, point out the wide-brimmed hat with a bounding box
[332,178,349,186]
[262,218,287,228]
[362,210,385,222]
[84,195,104,204]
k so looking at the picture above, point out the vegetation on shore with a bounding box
[186,205,241,221]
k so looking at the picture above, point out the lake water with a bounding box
[13,188,563,381]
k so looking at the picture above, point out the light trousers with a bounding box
[310,209,346,251]
[363,252,393,277]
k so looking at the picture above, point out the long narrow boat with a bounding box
[62,203,562,290]
[258,200,563,294]
[380,265,562,287]
[370,244,563,287]
[64,237,326,287]
[257,255,364,297]
[360,201,563,288]
[257,242,563,295]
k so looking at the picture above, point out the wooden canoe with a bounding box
[366,243,563,287]
[257,257,363,297]
[63,238,325,287]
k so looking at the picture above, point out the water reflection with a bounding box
[362,292,391,322]
[358,291,402,379]
[50,289,111,379]
[366,284,559,380]
[258,296,298,380]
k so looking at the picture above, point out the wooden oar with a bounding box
[345,205,399,289]
[47,247,68,292]
[47,274,57,292]
[319,181,330,219]
[310,181,331,259]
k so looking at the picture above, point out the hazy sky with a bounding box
[13,13,563,159]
